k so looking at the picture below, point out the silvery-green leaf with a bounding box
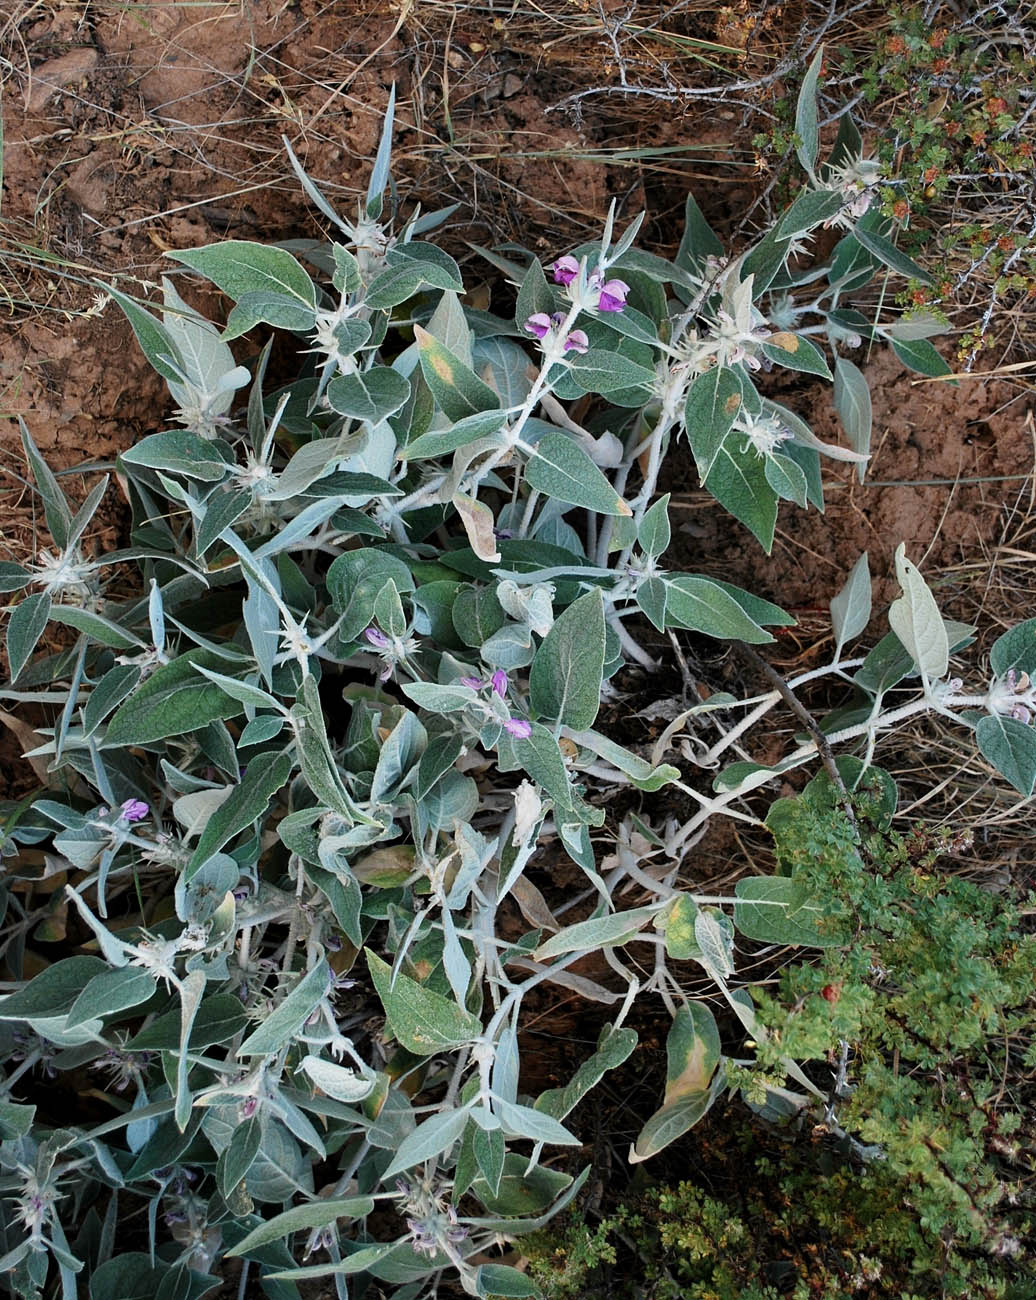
[877,312,945,341]
[762,331,832,379]
[217,1115,263,1196]
[401,409,507,461]
[162,277,245,417]
[264,433,364,500]
[830,551,871,655]
[0,956,107,1020]
[370,708,425,804]
[890,336,953,377]
[107,285,186,387]
[777,188,843,237]
[6,591,51,682]
[428,289,474,363]
[223,290,317,340]
[298,1055,375,1103]
[567,729,678,792]
[238,962,331,1056]
[495,721,573,811]
[373,578,407,640]
[415,326,499,420]
[0,561,31,593]
[473,336,533,407]
[169,240,317,308]
[535,1024,638,1120]
[990,618,1036,678]
[104,649,246,746]
[326,367,411,424]
[629,1079,720,1163]
[676,192,724,275]
[475,1264,540,1298]
[175,970,206,1130]
[121,430,231,481]
[976,714,1036,796]
[734,875,848,946]
[693,908,734,979]
[191,664,282,712]
[888,543,948,681]
[327,546,415,641]
[400,682,476,714]
[383,240,463,293]
[49,604,144,651]
[185,751,292,881]
[226,1196,376,1257]
[795,47,823,176]
[566,349,655,396]
[704,433,778,552]
[853,226,935,286]
[833,355,872,480]
[764,452,808,507]
[636,573,772,642]
[65,967,156,1030]
[514,256,553,328]
[366,951,482,1055]
[0,1098,36,1140]
[637,493,671,559]
[529,589,605,730]
[19,416,73,548]
[494,1099,579,1146]
[382,1106,469,1179]
[533,906,659,961]
[525,432,632,516]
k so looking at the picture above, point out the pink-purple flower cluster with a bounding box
[458,671,531,738]
[119,799,149,823]
[551,255,630,313]
[522,311,589,354]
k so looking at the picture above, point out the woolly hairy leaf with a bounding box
[366,951,482,1054]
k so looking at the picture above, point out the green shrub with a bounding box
[1,66,1033,1300]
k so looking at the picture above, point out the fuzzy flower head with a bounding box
[395,1176,468,1261]
[363,625,419,683]
[551,254,629,315]
[736,411,792,459]
[825,156,884,228]
[523,312,589,354]
[701,273,771,371]
[503,717,532,739]
[990,668,1034,725]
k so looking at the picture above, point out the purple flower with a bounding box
[564,329,589,354]
[503,718,532,739]
[364,626,389,648]
[596,279,629,313]
[459,676,484,689]
[119,799,149,823]
[523,312,552,339]
[491,669,509,698]
[552,255,579,286]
